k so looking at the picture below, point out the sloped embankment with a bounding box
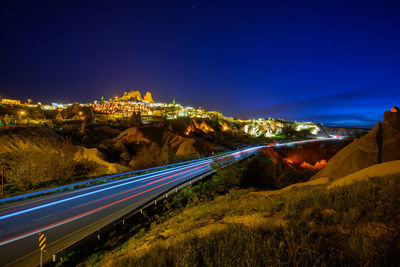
[82,160,400,267]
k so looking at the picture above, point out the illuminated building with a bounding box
[1,99,21,105]
[92,101,150,116]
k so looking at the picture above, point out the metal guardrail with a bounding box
[0,138,333,204]
[0,149,243,204]
[51,148,259,264]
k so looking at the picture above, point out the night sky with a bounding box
[1,0,399,127]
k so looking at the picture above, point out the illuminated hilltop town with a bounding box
[0,90,359,139]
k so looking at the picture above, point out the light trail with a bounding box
[0,159,213,221]
[0,164,210,246]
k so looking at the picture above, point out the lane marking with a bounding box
[70,162,210,211]
[0,159,213,221]
[0,158,213,215]
[0,147,263,265]
[0,146,258,215]
[0,165,210,246]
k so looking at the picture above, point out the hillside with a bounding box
[78,155,400,267]
[0,126,128,195]
[313,106,400,180]
[73,107,400,267]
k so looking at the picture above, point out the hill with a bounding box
[0,126,127,195]
[73,107,400,267]
[78,153,400,267]
[313,106,400,180]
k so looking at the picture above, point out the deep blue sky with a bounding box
[1,0,399,127]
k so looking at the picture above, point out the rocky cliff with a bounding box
[119,90,143,101]
[313,107,400,180]
[143,92,154,103]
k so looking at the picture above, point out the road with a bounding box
[0,146,261,266]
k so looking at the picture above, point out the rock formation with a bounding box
[55,112,64,122]
[381,106,400,162]
[129,111,143,128]
[112,127,150,145]
[119,90,143,102]
[143,91,154,103]
[185,119,214,135]
[313,107,400,180]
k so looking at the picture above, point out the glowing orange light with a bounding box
[221,122,230,132]
[284,158,294,165]
[300,160,327,170]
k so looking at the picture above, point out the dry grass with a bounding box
[78,170,400,267]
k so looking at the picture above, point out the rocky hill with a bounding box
[313,106,400,180]
[107,125,227,169]
[321,126,368,137]
[117,90,154,103]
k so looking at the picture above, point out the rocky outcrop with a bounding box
[161,130,197,156]
[55,112,64,122]
[80,109,97,134]
[74,147,125,173]
[112,127,150,145]
[143,92,154,103]
[382,106,400,161]
[185,119,214,135]
[176,138,197,156]
[313,107,400,180]
[119,90,143,102]
[129,111,143,127]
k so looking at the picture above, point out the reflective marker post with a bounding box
[38,233,46,267]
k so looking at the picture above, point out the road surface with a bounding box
[0,146,260,266]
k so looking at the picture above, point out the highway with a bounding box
[0,146,261,266]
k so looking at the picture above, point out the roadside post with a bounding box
[38,233,46,267]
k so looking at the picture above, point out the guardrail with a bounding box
[0,149,245,204]
[0,138,335,204]
[51,148,259,264]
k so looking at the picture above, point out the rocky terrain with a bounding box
[322,125,368,137]
[313,106,400,180]
[76,107,400,267]
[118,90,154,103]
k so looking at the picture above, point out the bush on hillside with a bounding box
[0,137,106,192]
[0,137,76,190]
